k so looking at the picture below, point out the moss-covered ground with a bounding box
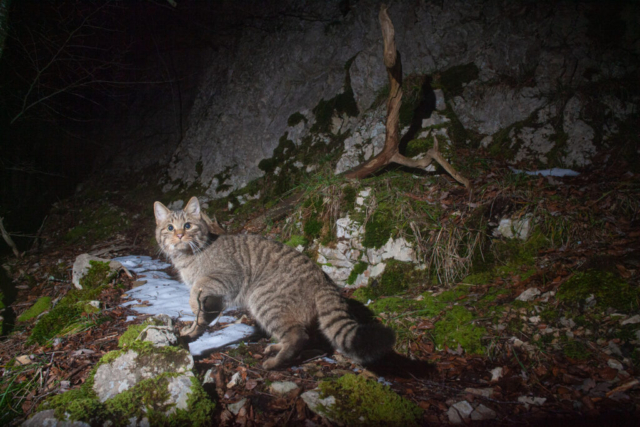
[317,373,422,425]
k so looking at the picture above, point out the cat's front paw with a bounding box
[180,322,206,341]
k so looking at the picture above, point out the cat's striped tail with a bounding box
[315,285,395,364]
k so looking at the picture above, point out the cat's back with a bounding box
[204,233,323,283]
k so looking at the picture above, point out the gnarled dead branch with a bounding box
[344,4,470,189]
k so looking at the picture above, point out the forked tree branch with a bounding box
[344,4,470,189]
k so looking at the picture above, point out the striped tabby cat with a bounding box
[154,197,395,369]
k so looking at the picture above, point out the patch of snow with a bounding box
[510,167,579,177]
[189,324,256,357]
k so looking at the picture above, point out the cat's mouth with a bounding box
[171,239,199,253]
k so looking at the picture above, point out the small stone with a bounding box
[227,398,247,415]
[529,316,541,324]
[470,404,497,421]
[516,288,540,302]
[22,409,90,427]
[451,400,474,420]
[226,372,243,389]
[301,390,337,422]
[621,315,640,325]
[447,406,463,424]
[269,381,299,395]
[490,367,504,382]
[607,359,624,371]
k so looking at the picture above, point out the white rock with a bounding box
[366,248,383,265]
[516,288,541,302]
[92,349,194,402]
[228,398,247,415]
[621,315,640,325]
[381,237,416,262]
[301,390,337,422]
[336,215,362,239]
[450,400,474,421]
[529,316,541,324]
[495,215,533,240]
[470,404,497,421]
[607,359,624,371]
[72,254,125,290]
[490,367,504,382]
[369,263,386,278]
[269,381,299,395]
[227,372,243,389]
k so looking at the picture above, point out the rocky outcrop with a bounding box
[106,0,637,194]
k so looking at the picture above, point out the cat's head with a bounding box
[154,197,211,257]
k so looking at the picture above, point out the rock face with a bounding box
[106,0,638,193]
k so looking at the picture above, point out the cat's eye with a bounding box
[184,223,191,229]
[168,225,174,231]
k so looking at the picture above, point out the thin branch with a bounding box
[0,217,21,258]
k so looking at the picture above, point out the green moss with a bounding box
[492,230,550,266]
[563,340,591,360]
[43,372,214,426]
[462,272,493,285]
[287,112,307,127]
[557,270,639,313]
[17,296,51,322]
[80,260,116,289]
[357,261,426,300]
[285,235,308,248]
[317,374,422,426]
[346,262,368,285]
[118,321,155,348]
[304,218,323,239]
[432,306,486,355]
[398,74,427,129]
[405,137,434,158]
[362,213,392,249]
[341,185,357,208]
[28,262,114,344]
[435,63,479,98]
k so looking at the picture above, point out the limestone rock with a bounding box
[470,404,497,421]
[92,348,194,402]
[516,288,541,302]
[494,214,532,240]
[72,254,125,290]
[301,390,337,423]
[269,381,299,395]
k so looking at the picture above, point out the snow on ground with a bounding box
[510,167,580,177]
[114,255,256,356]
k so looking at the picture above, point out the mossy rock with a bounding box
[557,270,639,313]
[64,204,130,244]
[17,296,51,322]
[28,262,113,344]
[315,374,422,426]
[346,261,368,286]
[41,372,214,426]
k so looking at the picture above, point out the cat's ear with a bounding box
[154,201,171,224]
[184,196,201,218]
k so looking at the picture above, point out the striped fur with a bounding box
[154,197,395,369]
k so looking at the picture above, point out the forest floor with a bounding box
[1,155,639,426]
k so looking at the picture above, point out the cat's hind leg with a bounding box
[262,324,308,370]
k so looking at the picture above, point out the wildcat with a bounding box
[154,196,395,369]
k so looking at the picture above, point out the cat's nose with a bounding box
[176,233,184,239]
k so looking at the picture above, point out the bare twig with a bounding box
[0,217,21,257]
